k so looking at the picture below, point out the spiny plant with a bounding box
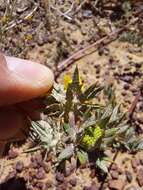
[29,67,143,173]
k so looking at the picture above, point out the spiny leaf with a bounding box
[102,136,115,146]
[82,83,103,101]
[58,145,74,162]
[44,96,59,105]
[97,104,112,128]
[117,124,129,135]
[104,85,116,106]
[71,66,83,96]
[104,128,118,138]
[64,85,73,121]
[63,123,76,141]
[44,104,62,115]
[72,66,80,89]
[96,158,108,173]
[109,105,120,123]
[101,104,113,120]
[77,150,88,165]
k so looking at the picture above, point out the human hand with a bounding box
[0,53,54,142]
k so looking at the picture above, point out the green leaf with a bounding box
[58,145,74,162]
[109,105,120,123]
[102,136,115,146]
[52,83,66,103]
[101,104,113,120]
[77,150,88,165]
[64,85,73,121]
[117,124,129,135]
[104,85,116,106]
[96,158,108,173]
[44,104,62,115]
[104,128,118,137]
[71,66,83,96]
[82,83,103,101]
[80,117,96,133]
[44,96,58,105]
[97,104,112,128]
[72,66,80,89]
[63,123,76,141]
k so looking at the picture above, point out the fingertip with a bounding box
[0,55,54,106]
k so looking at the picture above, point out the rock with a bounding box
[83,10,93,18]
[43,162,50,173]
[31,153,43,169]
[121,75,132,83]
[8,149,18,159]
[125,186,137,190]
[108,179,125,190]
[34,153,43,165]
[64,167,71,177]
[131,158,139,170]
[125,170,133,183]
[83,185,98,190]
[69,178,77,187]
[35,167,46,180]
[58,182,68,190]
[46,180,53,188]
[111,170,119,179]
[111,163,118,170]
[56,172,65,183]
[90,169,96,178]
[15,161,24,172]
[140,159,143,165]
[123,83,130,90]
[16,0,30,13]
[6,171,17,181]
[137,168,143,186]
[135,62,141,68]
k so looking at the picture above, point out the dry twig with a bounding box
[128,90,141,118]
[2,3,38,32]
[55,17,139,80]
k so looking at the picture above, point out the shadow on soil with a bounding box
[0,177,26,190]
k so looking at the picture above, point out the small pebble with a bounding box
[108,179,125,190]
[8,149,18,159]
[46,180,53,188]
[15,161,24,172]
[90,169,96,178]
[111,163,118,170]
[56,172,65,183]
[140,159,143,165]
[111,170,119,179]
[83,10,93,18]
[36,167,46,180]
[120,75,132,83]
[137,168,143,186]
[64,167,71,177]
[135,62,141,68]
[125,186,137,190]
[123,83,130,90]
[125,170,133,183]
[69,178,77,187]
[131,158,139,170]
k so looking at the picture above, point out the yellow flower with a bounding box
[81,125,103,151]
[25,15,33,21]
[2,16,10,24]
[79,76,84,91]
[64,75,72,90]
[24,34,33,41]
[64,74,84,91]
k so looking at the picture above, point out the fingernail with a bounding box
[5,56,54,88]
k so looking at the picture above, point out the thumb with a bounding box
[0,53,54,106]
